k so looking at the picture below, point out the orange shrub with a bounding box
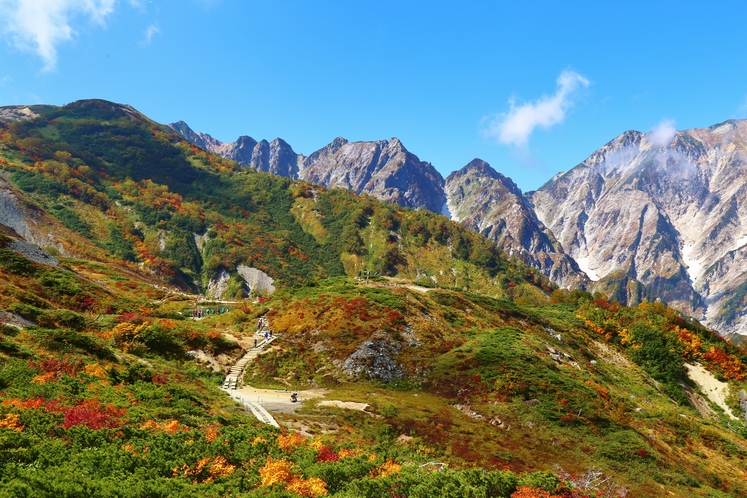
[511,486,561,498]
[278,432,306,451]
[204,424,220,443]
[259,457,294,487]
[703,346,747,380]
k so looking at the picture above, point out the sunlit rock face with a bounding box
[533,120,747,335]
[445,159,587,290]
[301,137,446,213]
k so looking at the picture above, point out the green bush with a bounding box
[0,248,37,276]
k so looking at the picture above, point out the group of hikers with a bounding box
[192,307,230,319]
[253,317,274,348]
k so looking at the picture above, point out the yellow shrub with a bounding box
[84,362,107,378]
[0,413,23,431]
[286,477,328,497]
[31,372,56,384]
[370,458,401,478]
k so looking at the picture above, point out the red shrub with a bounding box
[29,358,82,376]
[316,445,339,462]
[62,399,125,430]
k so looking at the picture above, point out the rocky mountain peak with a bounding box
[533,119,747,334]
[444,158,587,289]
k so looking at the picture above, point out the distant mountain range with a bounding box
[171,119,747,336]
[168,121,588,291]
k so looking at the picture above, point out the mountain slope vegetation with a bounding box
[1,100,747,496]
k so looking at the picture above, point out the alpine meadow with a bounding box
[0,99,747,497]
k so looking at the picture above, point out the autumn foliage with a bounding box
[258,457,328,497]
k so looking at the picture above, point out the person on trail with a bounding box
[264,331,268,341]
[254,338,257,348]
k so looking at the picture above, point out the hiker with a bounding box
[254,338,257,348]
[264,331,268,341]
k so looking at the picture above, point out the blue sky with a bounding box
[1,0,746,191]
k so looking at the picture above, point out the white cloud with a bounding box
[0,0,118,71]
[141,23,159,46]
[483,70,590,147]
[649,119,677,147]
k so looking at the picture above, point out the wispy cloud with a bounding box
[0,0,119,71]
[648,119,677,147]
[737,95,747,117]
[482,70,590,147]
[141,23,159,46]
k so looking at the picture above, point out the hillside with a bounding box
[2,100,747,496]
[169,122,588,291]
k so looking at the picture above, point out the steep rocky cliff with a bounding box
[301,137,446,213]
[533,120,747,334]
[445,159,587,289]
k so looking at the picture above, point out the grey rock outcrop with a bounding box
[207,268,230,299]
[237,265,275,296]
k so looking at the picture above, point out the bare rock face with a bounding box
[533,119,747,335]
[342,338,405,382]
[222,136,258,165]
[300,137,446,213]
[207,268,230,299]
[445,159,588,289]
[0,106,39,123]
[250,138,300,178]
[0,172,67,260]
[237,265,275,296]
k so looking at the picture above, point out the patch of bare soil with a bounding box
[591,340,632,368]
[232,385,327,414]
[684,362,737,420]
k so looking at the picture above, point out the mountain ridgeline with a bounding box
[0,100,551,304]
[168,121,588,291]
[171,118,747,337]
